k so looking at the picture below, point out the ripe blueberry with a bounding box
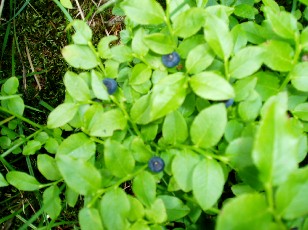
[148,156,165,173]
[103,78,118,94]
[224,99,234,108]
[162,52,180,68]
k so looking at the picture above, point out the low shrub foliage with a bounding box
[1,0,308,229]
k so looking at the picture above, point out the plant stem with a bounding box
[265,182,286,229]
[111,96,142,138]
[87,164,148,208]
[0,106,45,130]
[291,0,298,14]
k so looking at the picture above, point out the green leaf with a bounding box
[130,93,152,124]
[162,110,188,145]
[2,77,19,94]
[141,124,158,141]
[252,93,299,186]
[37,154,62,181]
[91,70,109,101]
[173,8,206,39]
[205,5,234,23]
[1,96,25,116]
[300,27,308,50]
[22,140,41,155]
[204,13,233,60]
[255,71,280,101]
[64,71,91,102]
[110,45,133,63]
[6,171,42,191]
[226,137,263,190]
[131,136,153,163]
[234,4,256,19]
[179,93,195,117]
[261,40,294,72]
[56,155,101,195]
[191,104,227,148]
[293,103,308,121]
[35,132,49,145]
[71,20,92,44]
[47,103,79,128]
[120,0,165,25]
[289,62,308,92]
[143,33,176,55]
[238,91,262,121]
[105,60,120,79]
[178,35,206,58]
[234,76,257,101]
[57,133,95,161]
[0,136,11,149]
[79,207,104,230]
[145,198,167,224]
[100,188,130,229]
[193,158,225,210]
[196,0,208,7]
[262,0,280,12]
[97,35,118,59]
[149,73,188,123]
[159,195,190,221]
[132,28,149,56]
[129,220,149,230]
[275,167,308,219]
[231,24,248,53]
[0,173,9,187]
[229,46,264,79]
[186,44,215,74]
[65,186,79,207]
[60,0,73,9]
[130,63,152,85]
[104,139,135,178]
[216,194,272,230]
[127,196,145,222]
[224,120,244,143]
[44,138,59,154]
[62,44,98,69]
[132,171,156,207]
[190,72,234,100]
[263,6,298,40]
[240,22,267,44]
[171,149,199,192]
[43,185,61,220]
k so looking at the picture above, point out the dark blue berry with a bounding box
[162,52,180,68]
[224,99,234,108]
[103,78,118,94]
[148,156,165,173]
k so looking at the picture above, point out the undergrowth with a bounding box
[1,0,308,229]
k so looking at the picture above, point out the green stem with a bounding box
[111,96,142,138]
[0,115,15,126]
[0,106,45,130]
[265,183,286,229]
[96,0,121,14]
[87,164,148,208]
[52,0,73,22]
[1,129,42,158]
[88,42,106,75]
[291,0,298,14]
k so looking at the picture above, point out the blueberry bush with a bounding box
[1,0,308,229]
